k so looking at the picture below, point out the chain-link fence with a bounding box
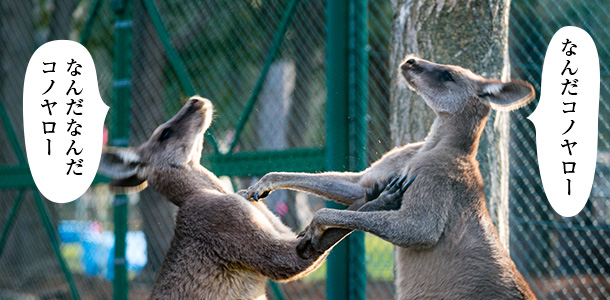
[0,0,608,299]
[509,1,610,299]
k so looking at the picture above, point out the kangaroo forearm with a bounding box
[316,228,353,252]
[273,253,328,282]
[265,172,365,205]
[286,181,364,205]
[308,198,391,253]
[312,209,440,248]
[258,244,328,281]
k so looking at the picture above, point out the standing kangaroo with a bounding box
[98,96,405,299]
[240,58,537,299]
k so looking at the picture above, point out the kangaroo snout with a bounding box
[183,96,213,131]
[187,95,212,112]
[401,57,425,74]
[165,96,212,131]
[189,97,203,106]
[400,57,422,91]
[400,57,416,70]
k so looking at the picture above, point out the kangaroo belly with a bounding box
[151,238,268,300]
[152,260,267,299]
[394,235,530,300]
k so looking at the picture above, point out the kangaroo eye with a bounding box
[159,128,172,142]
[442,71,454,82]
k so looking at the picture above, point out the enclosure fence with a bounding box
[509,1,610,299]
[0,0,608,299]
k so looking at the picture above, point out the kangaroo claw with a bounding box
[388,176,399,187]
[366,180,383,202]
[398,173,409,186]
[402,175,416,192]
[297,236,314,259]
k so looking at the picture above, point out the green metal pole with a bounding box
[325,0,350,297]
[0,97,26,164]
[326,0,368,299]
[347,0,368,299]
[325,0,349,170]
[111,0,133,299]
[268,279,287,300]
[79,0,103,46]
[0,190,25,258]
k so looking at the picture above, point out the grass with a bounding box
[62,233,395,283]
[302,233,395,282]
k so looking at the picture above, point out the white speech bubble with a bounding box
[528,26,600,217]
[24,40,109,203]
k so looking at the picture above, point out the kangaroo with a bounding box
[240,58,537,299]
[97,96,406,299]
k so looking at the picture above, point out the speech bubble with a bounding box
[528,26,600,217]
[24,40,109,203]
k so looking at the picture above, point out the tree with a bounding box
[389,0,513,247]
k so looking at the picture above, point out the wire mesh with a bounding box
[0,0,609,299]
[363,1,396,298]
[509,1,610,299]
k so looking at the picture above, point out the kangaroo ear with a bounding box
[478,79,535,111]
[109,174,148,194]
[98,147,142,179]
[98,147,148,192]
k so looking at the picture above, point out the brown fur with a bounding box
[240,58,537,299]
[98,97,329,300]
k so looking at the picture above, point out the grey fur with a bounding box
[99,96,332,300]
[240,58,537,299]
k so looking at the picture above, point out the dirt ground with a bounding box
[0,275,607,299]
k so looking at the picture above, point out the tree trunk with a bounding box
[254,61,300,228]
[287,0,324,149]
[389,0,512,248]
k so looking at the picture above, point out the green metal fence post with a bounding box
[0,97,26,164]
[326,1,350,295]
[347,0,368,299]
[0,190,25,258]
[326,0,368,299]
[111,0,134,299]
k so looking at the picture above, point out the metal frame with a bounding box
[0,99,81,300]
[325,1,368,299]
[110,0,134,299]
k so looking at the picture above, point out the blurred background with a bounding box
[0,0,608,299]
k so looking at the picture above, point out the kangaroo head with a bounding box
[399,57,535,116]
[98,96,213,192]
